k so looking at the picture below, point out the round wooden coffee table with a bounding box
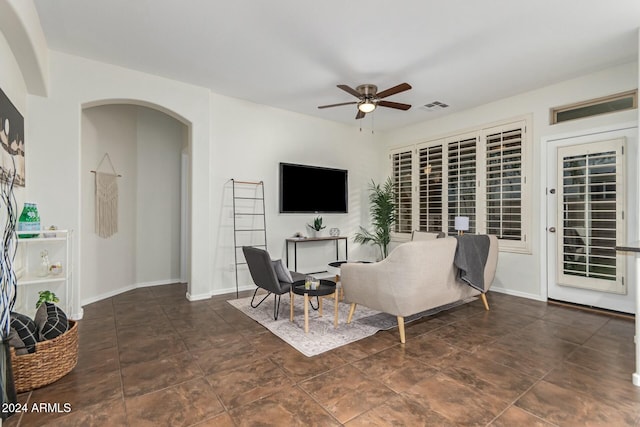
[290,279,338,333]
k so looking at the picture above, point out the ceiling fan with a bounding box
[318,83,412,119]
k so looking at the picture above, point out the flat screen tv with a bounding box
[279,163,348,213]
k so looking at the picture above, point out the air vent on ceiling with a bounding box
[423,101,449,111]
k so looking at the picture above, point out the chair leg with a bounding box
[304,294,309,333]
[480,293,490,311]
[347,303,357,323]
[273,294,282,320]
[250,288,271,308]
[333,289,338,328]
[308,296,320,311]
[290,290,294,321]
[397,316,406,344]
[250,289,283,320]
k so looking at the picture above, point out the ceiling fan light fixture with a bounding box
[358,100,376,113]
[319,83,411,119]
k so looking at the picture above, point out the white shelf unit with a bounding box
[15,230,73,319]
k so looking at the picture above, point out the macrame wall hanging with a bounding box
[91,153,121,238]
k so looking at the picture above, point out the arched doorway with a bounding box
[80,101,191,304]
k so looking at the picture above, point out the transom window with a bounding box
[550,90,637,124]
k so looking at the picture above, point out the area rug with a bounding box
[227,292,472,357]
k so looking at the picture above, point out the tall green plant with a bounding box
[354,178,397,259]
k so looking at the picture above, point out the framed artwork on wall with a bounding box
[0,88,25,186]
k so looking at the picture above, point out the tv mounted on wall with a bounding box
[279,163,348,213]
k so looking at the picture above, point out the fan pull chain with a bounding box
[371,112,375,134]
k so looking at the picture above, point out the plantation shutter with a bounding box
[447,136,477,234]
[485,125,524,241]
[391,148,413,233]
[557,139,625,294]
[417,144,444,232]
[388,116,531,252]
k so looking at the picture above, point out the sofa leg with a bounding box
[347,303,357,323]
[480,293,490,311]
[397,316,406,344]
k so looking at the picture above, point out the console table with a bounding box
[285,236,348,272]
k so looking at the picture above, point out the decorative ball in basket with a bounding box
[8,301,77,392]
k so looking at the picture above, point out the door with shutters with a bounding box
[546,129,634,313]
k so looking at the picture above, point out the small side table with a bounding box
[290,279,338,333]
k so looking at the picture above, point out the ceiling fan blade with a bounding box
[378,100,412,110]
[337,84,362,98]
[355,110,366,120]
[376,83,412,99]
[318,101,358,109]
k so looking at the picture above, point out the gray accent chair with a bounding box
[242,246,304,320]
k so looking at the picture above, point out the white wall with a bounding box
[0,0,49,96]
[24,50,383,306]
[81,105,184,304]
[81,105,138,302]
[27,51,212,309]
[135,107,183,285]
[0,30,27,114]
[209,93,385,294]
[10,6,637,308]
[385,62,639,300]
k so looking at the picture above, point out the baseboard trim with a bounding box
[81,281,256,306]
[211,284,255,297]
[136,279,183,288]
[547,298,634,319]
[81,284,137,306]
[69,307,84,321]
[81,280,184,306]
[490,286,546,302]
[186,291,211,301]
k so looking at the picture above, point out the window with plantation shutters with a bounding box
[485,126,523,241]
[418,144,443,232]
[389,116,531,253]
[447,136,477,235]
[391,149,413,233]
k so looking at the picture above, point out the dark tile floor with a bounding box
[5,284,640,426]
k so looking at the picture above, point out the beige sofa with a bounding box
[341,235,498,343]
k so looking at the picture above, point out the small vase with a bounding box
[37,250,50,277]
[18,202,40,238]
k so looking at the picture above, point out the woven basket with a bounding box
[10,320,78,393]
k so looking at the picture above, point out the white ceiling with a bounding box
[33,0,639,131]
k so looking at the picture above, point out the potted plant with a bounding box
[35,290,59,309]
[354,178,397,259]
[307,216,326,238]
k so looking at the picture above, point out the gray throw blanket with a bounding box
[453,234,490,292]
